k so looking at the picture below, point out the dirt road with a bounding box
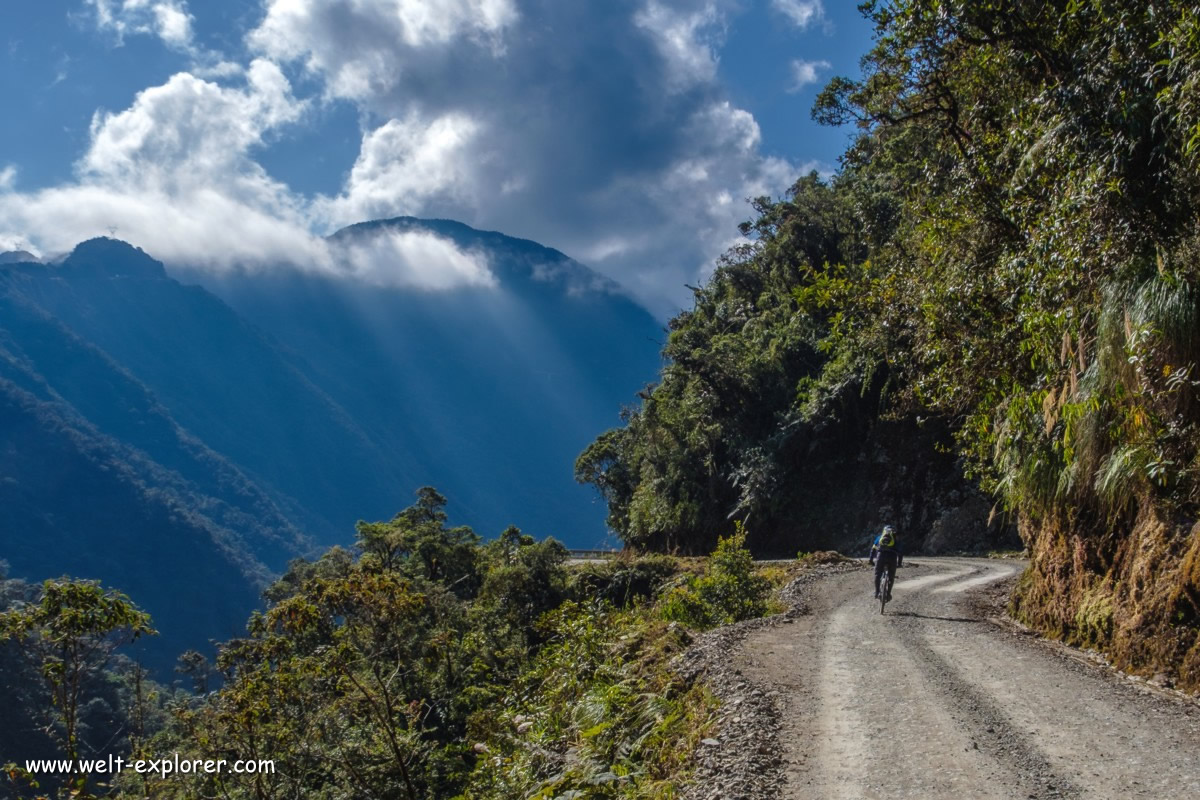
[737,557,1200,799]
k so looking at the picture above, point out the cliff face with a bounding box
[753,409,1013,558]
[1012,506,1200,692]
[728,370,1018,558]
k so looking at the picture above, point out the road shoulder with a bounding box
[676,562,865,800]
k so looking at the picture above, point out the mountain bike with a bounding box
[879,568,894,614]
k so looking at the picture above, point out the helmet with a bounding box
[879,525,896,546]
[882,525,895,536]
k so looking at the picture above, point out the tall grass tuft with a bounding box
[992,272,1200,525]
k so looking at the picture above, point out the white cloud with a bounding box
[11,1,814,315]
[49,55,71,88]
[772,0,823,29]
[788,58,830,92]
[248,0,518,100]
[0,232,39,256]
[692,101,763,152]
[0,59,497,291]
[82,60,304,184]
[85,0,197,50]
[634,1,723,91]
[317,112,483,227]
[191,60,245,80]
[340,229,496,289]
[4,183,319,268]
[0,61,323,269]
[238,0,799,315]
[625,100,793,300]
[5,61,308,257]
[795,158,836,182]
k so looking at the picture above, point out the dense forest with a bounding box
[578,0,1200,689]
[2,491,778,799]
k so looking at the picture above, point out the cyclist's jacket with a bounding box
[870,534,903,565]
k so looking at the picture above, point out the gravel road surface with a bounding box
[734,557,1200,799]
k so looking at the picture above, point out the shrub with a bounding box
[659,584,713,629]
[465,603,716,799]
[661,526,770,629]
[570,554,681,608]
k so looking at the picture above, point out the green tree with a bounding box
[475,526,569,646]
[356,486,481,595]
[139,491,494,800]
[1,579,153,796]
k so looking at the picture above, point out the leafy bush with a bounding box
[661,527,770,629]
[464,603,714,799]
[570,554,681,608]
[659,584,715,629]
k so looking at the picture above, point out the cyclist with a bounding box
[869,524,903,599]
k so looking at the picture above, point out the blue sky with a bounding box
[0,1,872,316]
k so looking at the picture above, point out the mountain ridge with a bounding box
[0,219,663,668]
[330,216,627,295]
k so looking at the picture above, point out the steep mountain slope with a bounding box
[0,282,299,670]
[4,239,415,543]
[180,216,665,545]
[0,250,40,265]
[0,224,662,668]
[0,223,661,667]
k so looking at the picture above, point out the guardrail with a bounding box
[567,549,622,559]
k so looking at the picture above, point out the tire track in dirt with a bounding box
[930,567,1018,593]
[898,629,1082,799]
[733,558,1200,799]
[809,599,1017,799]
[891,568,973,592]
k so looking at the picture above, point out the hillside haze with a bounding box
[177,217,665,544]
[0,221,662,667]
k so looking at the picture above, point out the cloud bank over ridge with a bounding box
[1,0,826,315]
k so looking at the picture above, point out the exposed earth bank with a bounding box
[685,558,1200,799]
[1014,509,1200,694]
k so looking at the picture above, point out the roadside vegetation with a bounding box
[2,490,788,800]
[578,0,1200,690]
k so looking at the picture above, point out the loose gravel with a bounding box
[674,563,866,800]
[677,558,1200,799]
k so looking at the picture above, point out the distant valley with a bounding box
[0,219,663,668]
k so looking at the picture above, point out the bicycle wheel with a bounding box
[879,573,892,614]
